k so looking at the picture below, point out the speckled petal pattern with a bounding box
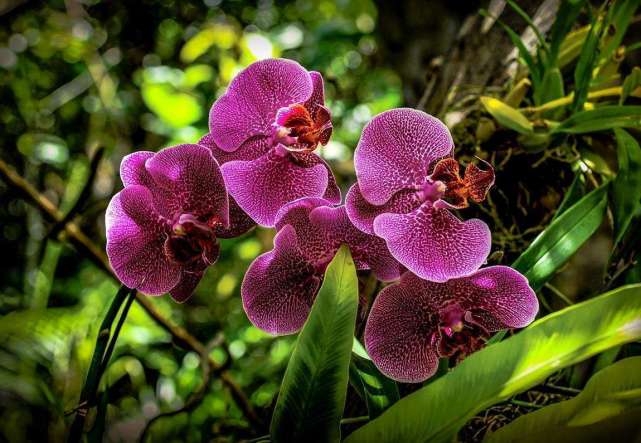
[365,272,441,383]
[241,225,322,335]
[145,144,229,225]
[221,151,328,227]
[106,185,181,295]
[209,58,313,152]
[345,183,422,234]
[373,204,491,282]
[354,108,453,205]
[309,205,402,281]
[365,268,537,382]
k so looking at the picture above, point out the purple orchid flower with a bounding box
[345,108,495,283]
[106,144,239,302]
[365,267,538,383]
[241,197,402,335]
[200,58,341,228]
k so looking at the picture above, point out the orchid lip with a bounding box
[165,213,221,266]
[415,179,446,204]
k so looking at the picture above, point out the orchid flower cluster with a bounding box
[106,58,538,383]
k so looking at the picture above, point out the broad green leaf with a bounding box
[553,106,641,134]
[620,67,641,105]
[480,97,534,134]
[350,339,400,419]
[486,357,641,443]
[611,129,641,247]
[345,285,641,443]
[512,183,608,291]
[270,245,358,443]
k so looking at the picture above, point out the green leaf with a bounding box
[572,12,604,112]
[551,172,586,222]
[601,0,641,62]
[620,67,641,105]
[553,106,641,134]
[547,0,588,67]
[533,68,565,115]
[344,285,641,443]
[512,183,608,291]
[490,17,540,85]
[270,245,359,443]
[480,97,534,134]
[350,339,400,419]
[486,357,641,443]
[611,128,641,247]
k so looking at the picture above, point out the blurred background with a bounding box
[2,0,640,442]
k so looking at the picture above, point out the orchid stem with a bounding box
[340,416,370,425]
[68,284,135,442]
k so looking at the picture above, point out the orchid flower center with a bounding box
[427,157,495,209]
[436,304,489,361]
[270,103,332,153]
[164,213,221,266]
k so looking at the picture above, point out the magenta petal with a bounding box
[345,183,421,234]
[209,58,313,152]
[373,204,491,282]
[304,71,326,111]
[354,108,453,205]
[309,205,402,282]
[120,151,155,187]
[241,225,322,335]
[365,274,440,383]
[221,151,328,227]
[215,197,257,239]
[106,186,181,295]
[170,270,204,303]
[455,266,538,329]
[145,144,229,225]
[200,132,270,165]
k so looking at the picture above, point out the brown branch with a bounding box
[0,158,262,430]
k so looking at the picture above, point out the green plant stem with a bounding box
[544,283,574,306]
[341,416,370,425]
[68,285,135,442]
[521,86,641,113]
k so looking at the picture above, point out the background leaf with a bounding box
[486,357,641,443]
[349,339,400,419]
[480,97,534,134]
[512,183,608,291]
[553,106,641,133]
[611,128,641,247]
[270,245,359,443]
[345,285,641,443]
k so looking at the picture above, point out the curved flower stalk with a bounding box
[365,267,538,383]
[346,108,495,282]
[242,197,402,335]
[106,144,240,302]
[201,58,341,227]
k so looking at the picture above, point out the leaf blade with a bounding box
[270,245,359,443]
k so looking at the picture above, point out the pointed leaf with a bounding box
[553,106,641,134]
[486,357,641,442]
[611,128,641,247]
[512,183,608,291]
[480,97,534,134]
[350,339,400,419]
[345,285,641,443]
[270,245,359,443]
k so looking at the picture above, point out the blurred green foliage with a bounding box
[0,0,401,441]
